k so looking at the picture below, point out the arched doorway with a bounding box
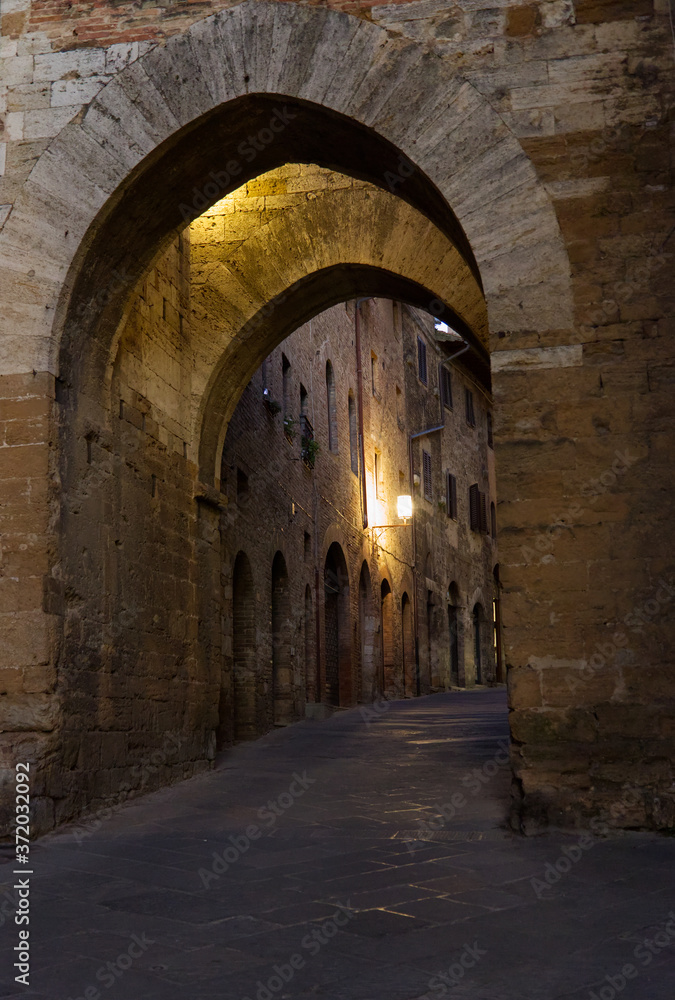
[272,552,292,725]
[380,579,394,697]
[304,584,316,705]
[401,592,414,698]
[324,543,351,707]
[227,551,257,744]
[447,582,461,689]
[473,603,485,686]
[359,562,376,704]
[426,589,435,694]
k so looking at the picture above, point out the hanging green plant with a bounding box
[302,437,320,468]
[283,415,296,441]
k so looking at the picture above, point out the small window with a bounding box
[304,531,311,560]
[465,388,476,427]
[487,411,494,448]
[491,501,496,540]
[417,337,428,385]
[326,360,338,452]
[282,354,291,420]
[371,352,378,396]
[300,411,315,467]
[446,472,458,520]
[422,450,432,502]
[348,394,358,475]
[440,365,453,409]
[262,355,274,408]
[300,383,308,416]
[237,468,249,502]
[469,483,479,531]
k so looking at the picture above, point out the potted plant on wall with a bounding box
[302,437,320,469]
[300,413,318,469]
[283,415,296,442]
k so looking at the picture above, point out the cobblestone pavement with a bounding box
[2,690,674,999]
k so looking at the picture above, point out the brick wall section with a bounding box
[0,371,58,831]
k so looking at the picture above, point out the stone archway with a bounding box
[0,2,569,384]
[0,0,611,838]
[194,169,487,484]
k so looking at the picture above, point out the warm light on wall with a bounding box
[397,494,413,520]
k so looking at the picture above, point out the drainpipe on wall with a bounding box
[408,423,445,697]
[309,318,322,706]
[315,559,322,704]
[355,299,370,530]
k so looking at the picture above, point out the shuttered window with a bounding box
[480,491,488,534]
[440,365,453,409]
[469,483,488,533]
[465,388,476,427]
[446,472,457,520]
[422,450,432,502]
[469,483,480,531]
[417,337,428,385]
[326,360,338,452]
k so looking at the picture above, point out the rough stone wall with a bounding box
[45,235,217,832]
[0,371,56,833]
[2,3,671,215]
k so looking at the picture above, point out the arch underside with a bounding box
[106,164,491,486]
[198,264,490,485]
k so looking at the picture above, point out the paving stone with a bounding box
[11,692,672,998]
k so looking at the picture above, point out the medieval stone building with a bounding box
[217,270,499,742]
[0,0,673,837]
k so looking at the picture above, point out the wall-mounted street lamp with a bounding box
[371,495,413,542]
[397,494,413,520]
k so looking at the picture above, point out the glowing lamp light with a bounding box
[397,495,413,520]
